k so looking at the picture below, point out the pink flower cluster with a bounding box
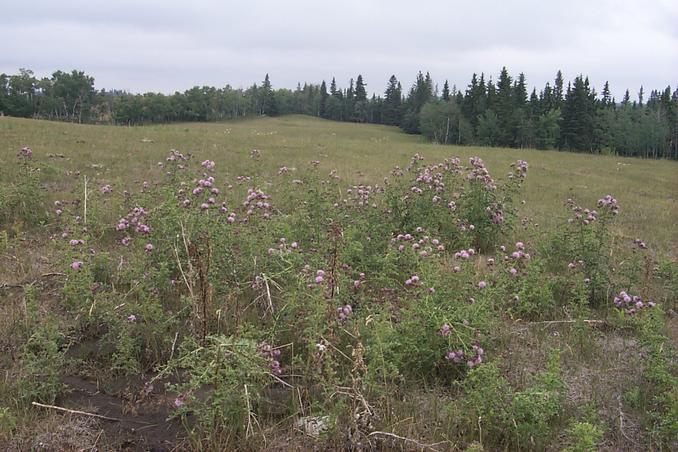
[336,304,353,322]
[633,238,647,249]
[346,184,377,207]
[405,275,420,286]
[314,269,325,284]
[19,146,33,158]
[353,272,366,289]
[468,157,496,190]
[567,260,584,270]
[466,343,485,368]
[446,343,485,368]
[392,228,445,256]
[510,160,529,179]
[597,195,619,214]
[259,342,282,375]
[116,206,151,246]
[614,290,655,315]
[116,207,148,231]
[486,202,506,224]
[454,247,476,260]
[201,160,215,170]
[166,149,188,169]
[54,200,63,216]
[439,323,452,337]
[566,199,599,225]
[505,241,531,273]
[277,165,295,175]
[404,153,425,172]
[445,348,465,363]
[243,188,273,218]
[100,184,112,194]
[181,169,236,218]
[174,393,186,408]
[268,237,299,255]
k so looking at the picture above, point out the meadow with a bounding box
[0,115,676,450]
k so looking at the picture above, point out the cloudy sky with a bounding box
[2,0,676,99]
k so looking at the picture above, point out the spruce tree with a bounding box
[553,70,564,109]
[319,81,328,118]
[260,74,278,116]
[383,75,402,126]
[601,81,612,108]
[355,75,367,101]
[560,75,596,151]
[442,80,450,101]
[495,67,515,146]
[622,89,631,106]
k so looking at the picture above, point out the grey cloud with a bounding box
[1,0,676,98]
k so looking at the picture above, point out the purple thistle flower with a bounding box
[174,394,186,408]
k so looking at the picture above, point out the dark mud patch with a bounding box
[42,375,188,451]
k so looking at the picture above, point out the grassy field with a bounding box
[2,115,677,254]
[1,115,677,451]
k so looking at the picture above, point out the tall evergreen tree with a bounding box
[601,81,612,107]
[560,75,596,151]
[553,70,564,109]
[382,75,402,126]
[495,67,515,146]
[622,89,631,106]
[260,74,278,116]
[355,75,367,101]
[442,80,450,101]
[400,71,433,134]
[319,80,328,118]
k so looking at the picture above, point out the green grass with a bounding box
[1,114,677,450]
[2,115,676,256]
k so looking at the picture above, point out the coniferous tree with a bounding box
[622,89,631,107]
[442,80,450,101]
[553,70,564,110]
[541,82,554,113]
[260,74,278,116]
[560,75,596,151]
[601,81,612,108]
[400,71,433,134]
[353,75,368,122]
[319,80,328,118]
[495,67,515,146]
[1,66,674,159]
[355,75,367,101]
[382,75,402,126]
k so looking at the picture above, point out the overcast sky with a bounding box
[2,0,676,100]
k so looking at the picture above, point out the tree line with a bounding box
[1,68,676,159]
